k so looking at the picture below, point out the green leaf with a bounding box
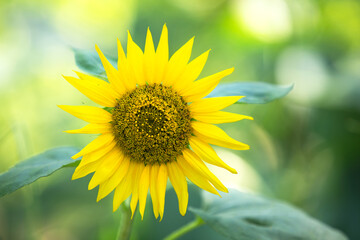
[190,189,347,240]
[207,82,293,104]
[0,147,79,198]
[73,48,117,79]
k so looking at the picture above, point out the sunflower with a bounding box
[59,24,252,220]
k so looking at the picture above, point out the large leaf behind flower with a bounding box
[207,82,293,104]
[0,147,79,198]
[73,48,117,79]
[190,189,347,240]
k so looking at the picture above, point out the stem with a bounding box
[115,203,133,240]
[164,217,204,240]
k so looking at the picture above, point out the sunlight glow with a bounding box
[234,0,292,42]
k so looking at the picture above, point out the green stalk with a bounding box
[115,203,133,240]
[164,217,204,240]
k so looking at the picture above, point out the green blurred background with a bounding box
[0,0,359,239]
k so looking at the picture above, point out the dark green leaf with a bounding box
[63,160,81,168]
[0,147,79,198]
[207,82,293,104]
[73,48,117,79]
[190,189,347,240]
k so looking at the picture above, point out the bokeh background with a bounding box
[1,0,359,239]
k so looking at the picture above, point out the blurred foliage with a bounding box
[0,0,359,239]
[191,190,347,240]
[0,147,79,198]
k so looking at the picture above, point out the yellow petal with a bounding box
[64,123,112,134]
[71,133,115,159]
[139,165,150,220]
[189,96,243,113]
[167,162,188,216]
[163,37,194,86]
[127,31,145,86]
[157,164,168,221]
[144,28,156,84]
[95,44,126,95]
[177,155,220,196]
[88,148,124,190]
[153,24,168,84]
[74,71,101,83]
[113,162,137,212]
[63,75,118,107]
[189,136,237,174]
[192,121,250,150]
[130,163,145,218]
[182,68,234,102]
[192,111,253,124]
[75,142,116,173]
[150,164,160,219]
[58,105,112,123]
[97,156,130,202]
[117,38,126,71]
[72,159,102,180]
[183,149,228,193]
[174,50,210,93]
[75,71,121,92]
[117,38,136,91]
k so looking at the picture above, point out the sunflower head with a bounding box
[59,24,252,220]
[112,83,192,165]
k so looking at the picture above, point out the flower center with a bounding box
[112,84,192,165]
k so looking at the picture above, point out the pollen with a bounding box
[112,83,192,165]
